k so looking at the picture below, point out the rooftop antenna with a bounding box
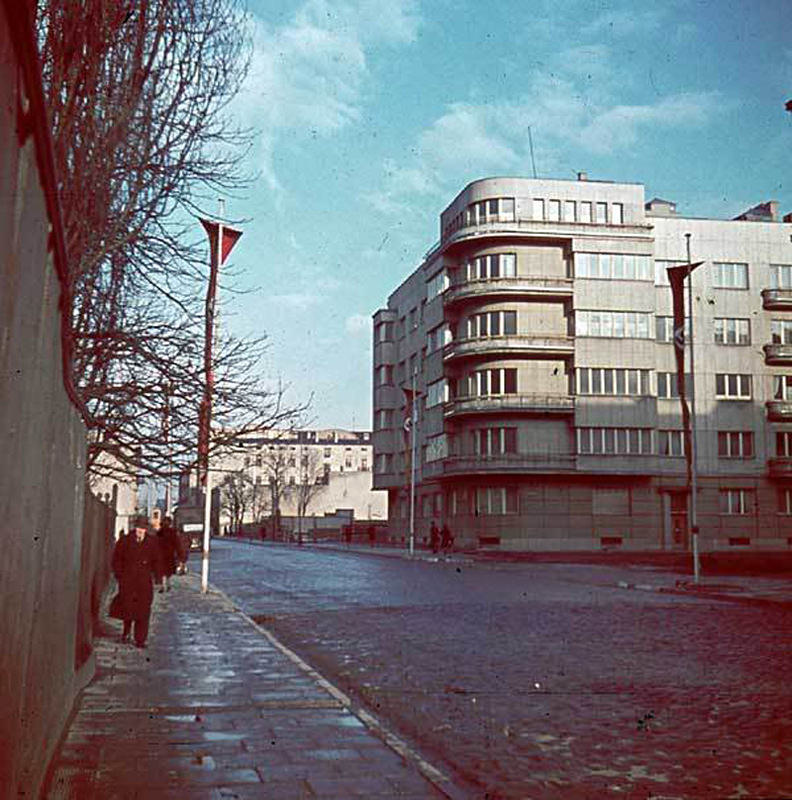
[528,126,538,178]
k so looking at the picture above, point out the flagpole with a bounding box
[685,233,700,583]
[409,368,417,557]
[201,199,225,594]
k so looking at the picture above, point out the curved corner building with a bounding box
[372,175,792,552]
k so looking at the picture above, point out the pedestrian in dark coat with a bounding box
[440,523,453,553]
[111,515,162,648]
[430,521,440,554]
[156,516,180,591]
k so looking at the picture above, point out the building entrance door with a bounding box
[663,491,689,549]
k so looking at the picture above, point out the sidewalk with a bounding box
[44,574,456,799]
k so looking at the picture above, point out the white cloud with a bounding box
[345,313,371,334]
[235,0,421,195]
[370,44,725,210]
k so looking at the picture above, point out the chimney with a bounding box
[577,171,588,181]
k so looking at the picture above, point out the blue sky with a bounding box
[220,0,792,430]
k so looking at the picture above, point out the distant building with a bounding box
[178,428,387,533]
[373,175,792,552]
[88,452,138,538]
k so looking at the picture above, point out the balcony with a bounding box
[444,276,573,307]
[444,394,575,418]
[441,453,577,477]
[762,289,792,310]
[768,457,792,479]
[443,334,574,363]
[763,343,792,365]
[766,400,792,421]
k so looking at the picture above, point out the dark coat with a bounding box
[157,524,180,576]
[111,533,162,620]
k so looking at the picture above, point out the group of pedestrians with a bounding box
[109,515,189,648]
[429,521,454,555]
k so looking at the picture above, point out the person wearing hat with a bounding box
[110,514,163,648]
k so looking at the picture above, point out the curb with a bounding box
[615,580,792,609]
[206,580,469,800]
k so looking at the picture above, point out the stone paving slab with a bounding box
[44,574,451,799]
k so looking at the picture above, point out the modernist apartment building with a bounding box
[372,176,792,551]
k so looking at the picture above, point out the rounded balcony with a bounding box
[444,394,575,417]
[762,289,792,310]
[443,276,573,308]
[443,334,574,363]
[440,453,577,477]
[766,400,792,422]
[763,343,792,366]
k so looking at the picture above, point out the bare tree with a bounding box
[292,448,325,544]
[218,470,253,535]
[261,447,290,540]
[36,0,304,481]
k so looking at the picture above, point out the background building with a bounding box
[373,176,792,552]
[178,428,386,535]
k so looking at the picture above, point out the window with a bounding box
[656,316,690,342]
[712,262,748,289]
[408,308,417,329]
[770,264,792,290]
[777,431,792,457]
[774,375,792,401]
[463,368,518,396]
[611,203,624,224]
[532,198,545,220]
[376,321,393,342]
[375,454,392,474]
[473,427,518,456]
[579,201,592,223]
[771,320,792,344]
[576,367,650,396]
[426,270,448,300]
[654,259,675,286]
[426,379,448,408]
[779,488,792,515]
[548,199,561,221]
[466,253,517,280]
[657,372,692,399]
[575,253,652,280]
[475,487,518,515]
[376,365,393,386]
[467,197,515,224]
[374,410,392,430]
[718,431,754,458]
[657,430,685,456]
[720,489,754,515]
[595,202,607,224]
[576,310,652,339]
[716,373,752,399]
[715,318,750,345]
[563,200,576,222]
[425,434,448,462]
[427,323,451,353]
[466,310,517,338]
[577,427,652,455]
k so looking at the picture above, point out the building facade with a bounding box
[372,176,792,552]
[178,428,387,532]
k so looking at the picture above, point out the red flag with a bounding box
[200,219,243,266]
[402,387,420,483]
[667,261,703,488]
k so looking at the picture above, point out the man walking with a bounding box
[111,514,162,648]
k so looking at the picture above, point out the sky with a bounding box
[219,0,792,431]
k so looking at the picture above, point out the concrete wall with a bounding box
[0,7,113,795]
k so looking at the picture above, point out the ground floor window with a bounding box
[475,487,518,515]
[719,489,754,515]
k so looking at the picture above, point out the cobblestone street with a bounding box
[211,541,792,799]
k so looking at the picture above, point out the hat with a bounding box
[131,514,149,530]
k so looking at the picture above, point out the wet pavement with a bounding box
[208,539,792,799]
[43,573,453,799]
